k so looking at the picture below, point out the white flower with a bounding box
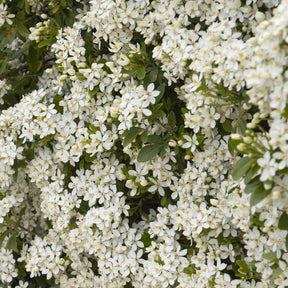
[257,151,276,181]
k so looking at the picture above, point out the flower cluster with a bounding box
[0,0,288,287]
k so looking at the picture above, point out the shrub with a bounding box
[0,0,288,287]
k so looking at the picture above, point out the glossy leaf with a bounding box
[232,157,256,180]
[279,212,288,230]
[6,232,18,252]
[137,144,163,162]
[122,127,144,147]
[250,188,270,206]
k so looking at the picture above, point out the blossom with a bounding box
[257,151,276,181]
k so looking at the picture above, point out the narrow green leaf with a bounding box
[25,0,30,14]
[37,134,55,146]
[52,4,61,14]
[38,38,54,48]
[19,206,27,218]
[137,144,163,162]
[156,83,165,103]
[168,111,176,128]
[63,9,74,27]
[0,58,8,75]
[79,158,84,170]
[28,44,38,73]
[232,157,256,180]
[14,18,29,37]
[286,234,288,251]
[279,213,288,230]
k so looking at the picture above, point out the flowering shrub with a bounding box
[0,0,288,287]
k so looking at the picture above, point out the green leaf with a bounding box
[5,216,17,226]
[0,58,8,75]
[141,232,152,247]
[6,233,18,252]
[79,158,84,170]
[168,111,176,128]
[262,252,277,262]
[151,103,166,118]
[19,206,27,218]
[222,120,233,133]
[244,164,260,185]
[122,127,144,147]
[14,18,29,37]
[286,234,288,251]
[149,69,158,82]
[53,94,63,113]
[16,10,25,20]
[23,142,35,161]
[28,44,38,73]
[236,260,250,274]
[8,45,29,61]
[25,0,30,14]
[37,134,55,146]
[272,268,283,279]
[154,256,164,266]
[137,144,163,162]
[250,188,271,206]
[38,38,54,48]
[237,117,247,134]
[183,265,196,275]
[232,157,256,180]
[63,9,74,27]
[146,135,163,144]
[160,196,167,206]
[282,103,288,119]
[136,65,146,80]
[140,129,148,143]
[279,212,288,230]
[52,4,61,14]
[88,86,100,97]
[0,230,9,247]
[245,176,262,194]
[156,83,165,103]
[228,137,241,156]
[250,217,264,226]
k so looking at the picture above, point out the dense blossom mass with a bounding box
[0,0,288,287]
